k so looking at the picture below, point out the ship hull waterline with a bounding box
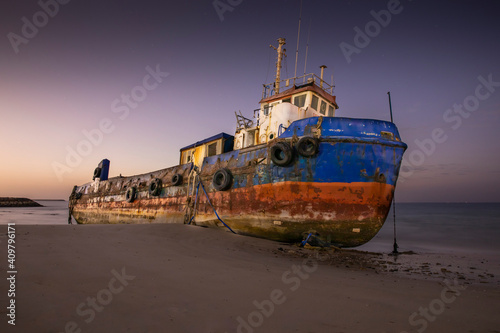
[72,181,394,247]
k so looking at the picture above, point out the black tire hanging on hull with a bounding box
[296,137,319,157]
[171,174,183,186]
[213,168,232,191]
[93,167,102,180]
[149,178,162,196]
[270,141,294,166]
[125,187,137,203]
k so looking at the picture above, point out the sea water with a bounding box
[1,201,499,255]
[358,202,500,255]
[0,200,69,225]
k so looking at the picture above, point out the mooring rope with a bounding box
[197,178,235,234]
[186,169,235,234]
[188,181,200,225]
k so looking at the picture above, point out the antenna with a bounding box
[331,73,334,94]
[303,19,311,83]
[294,0,303,84]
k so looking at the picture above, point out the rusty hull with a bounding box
[71,117,407,248]
[71,163,192,225]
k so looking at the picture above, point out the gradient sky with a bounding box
[1,0,499,202]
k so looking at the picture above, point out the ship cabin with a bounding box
[181,38,339,161]
[179,133,234,168]
[233,71,339,151]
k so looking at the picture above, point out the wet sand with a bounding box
[1,224,499,332]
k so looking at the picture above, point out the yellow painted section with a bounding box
[192,145,205,168]
[180,138,224,167]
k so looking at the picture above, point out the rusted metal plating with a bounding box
[71,117,406,247]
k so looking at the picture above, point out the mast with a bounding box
[270,38,286,94]
[303,19,311,82]
[294,0,303,85]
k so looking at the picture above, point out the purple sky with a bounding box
[1,0,499,202]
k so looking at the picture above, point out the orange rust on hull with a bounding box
[193,181,394,246]
[205,181,393,217]
[72,181,394,247]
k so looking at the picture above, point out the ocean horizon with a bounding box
[1,201,499,255]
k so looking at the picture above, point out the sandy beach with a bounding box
[1,224,499,333]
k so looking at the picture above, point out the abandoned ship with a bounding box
[69,38,407,247]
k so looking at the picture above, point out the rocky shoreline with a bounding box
[0,197,43,207]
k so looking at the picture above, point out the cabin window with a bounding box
[311,95,318,111]
[263,105,269,116]
[328,105,334,117]
[282,97,291,104]
[320,100,327,115]
[185,150,194,163]
[207,142,217,157]
[293,94,306,108]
